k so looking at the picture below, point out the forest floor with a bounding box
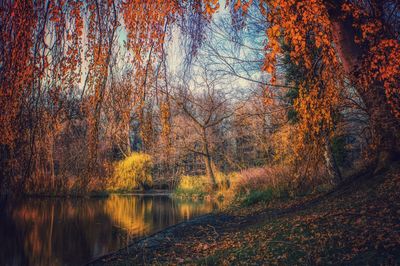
[89,163,400,265]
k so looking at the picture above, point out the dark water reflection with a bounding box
[0,194,217,266]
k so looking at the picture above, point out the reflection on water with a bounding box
[0,194,217,266]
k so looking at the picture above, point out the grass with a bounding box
[174,175,209,198]
[173,172,240,200]
[205,165,400,265]
[173,166,293,206]
[241,189,275,206]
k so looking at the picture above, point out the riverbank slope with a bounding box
[89,163,400,265]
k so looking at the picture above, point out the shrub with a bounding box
[108,153,153,191]
[215,171,240,190]
[331,136,348,167]
[174,175,210,198]
[236,166,292,194]
[174,172,241,200]
[242,189,274,206]
[234,166,295,205]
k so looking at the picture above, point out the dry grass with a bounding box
[236,165,293,194]
[174,172,240,202]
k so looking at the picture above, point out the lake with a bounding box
[0,194,218,265]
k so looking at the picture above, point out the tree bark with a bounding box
[202,128,217,189]
[324,140,342,185]
[325,0,400,168]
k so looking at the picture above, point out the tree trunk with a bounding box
[126,123,131,155]
[326,1,400,168]
[358,84,400,169]
[324,139,342,185]
[0,144,11,197]
[202,128,217,189]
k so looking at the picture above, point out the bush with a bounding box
[242,189,274,206]
[174,172,241,200]
[215,171,240,190]
[174,175,209,198]
[331,136,348,167]
[108,153,153,191]
[236,166,291,194]
[235,166,295,206]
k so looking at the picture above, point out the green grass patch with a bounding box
[240,186,292,206]
[241,189,274,206]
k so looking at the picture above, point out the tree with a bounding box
[248,0,400,168]
[170,69,236,188]
[0,0,221,194]
[325,0,400,167]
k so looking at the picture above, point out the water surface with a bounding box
[0,194,217,265]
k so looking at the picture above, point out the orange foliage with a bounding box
[2,0,398,194]
[259,0,343,157]
[232,0,399,158]
[0,1,36,145]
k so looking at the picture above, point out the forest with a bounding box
[0,0,399,265]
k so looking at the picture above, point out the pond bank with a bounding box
[0,193,216,265]
[16,189,174,199]
[88,164,400,265]
[87,213,239,265]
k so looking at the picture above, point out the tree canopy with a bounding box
[0,0,399,194]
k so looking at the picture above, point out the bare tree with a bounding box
[170,68,238,188]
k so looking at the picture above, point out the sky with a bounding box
[72,1,268,97]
